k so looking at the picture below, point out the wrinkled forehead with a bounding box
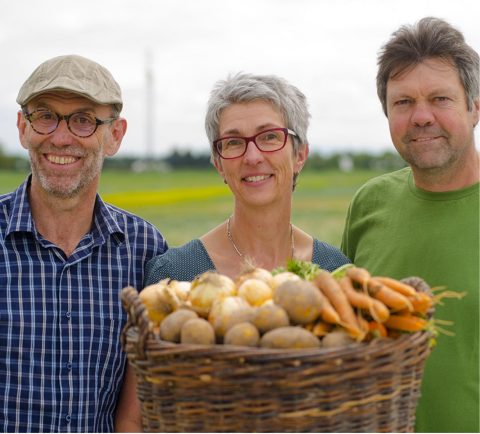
[27,91,111,114]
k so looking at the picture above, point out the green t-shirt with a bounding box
[341,167,479,433]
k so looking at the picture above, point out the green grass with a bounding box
[1,168,381,248]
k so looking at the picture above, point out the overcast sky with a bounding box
[1,0,479,158]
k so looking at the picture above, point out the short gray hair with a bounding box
[377,16,479,116]
[205,72,310,160]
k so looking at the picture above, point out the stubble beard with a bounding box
[29,146,105,199]
[398,128,459,172]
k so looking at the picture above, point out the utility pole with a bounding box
[145,49,154,162]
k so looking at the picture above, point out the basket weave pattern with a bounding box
[121,286,432,433]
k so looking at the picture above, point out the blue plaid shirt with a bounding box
[0,177,167,433]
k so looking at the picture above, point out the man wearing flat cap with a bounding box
[0,54,167,432]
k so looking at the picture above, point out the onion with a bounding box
[168,280,191,301]
[139,279,181,325]
[235,267,274,288]
[188,271,236,317]
[237,278,273,307]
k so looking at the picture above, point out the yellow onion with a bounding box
[237,278,273,307]
[208,296,254,338]
[168,280,191,301]
[139,279,181,325]
[188,272,236,317]
[235,267,274,288]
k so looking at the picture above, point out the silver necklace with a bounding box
[226,216,295,259]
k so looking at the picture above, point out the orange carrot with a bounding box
[368,321,388,338]
[339,276,373,308]
[370,299,391,323]
[319,295,342,324]
[384,314,427,332]
[356,314,370,334]
[374,276,418,297]
[304,323,314,332]
[368,278,414,312]
[346,267,371,287]
[312,321,333,337]
[409,291,433,314]
[314,271,360,334]
[339,276,390,323]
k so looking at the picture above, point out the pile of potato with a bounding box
[139,265,436,349]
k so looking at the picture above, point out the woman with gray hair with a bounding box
[145,73,349,282]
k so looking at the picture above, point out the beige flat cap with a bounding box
[16,54,123,112]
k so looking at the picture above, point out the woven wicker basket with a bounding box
[121,286,433,433]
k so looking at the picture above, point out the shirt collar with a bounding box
[5,176,35,236]
[91,195,125,246]
[6,175,125,246]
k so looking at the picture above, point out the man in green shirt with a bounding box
[341,17,479,433]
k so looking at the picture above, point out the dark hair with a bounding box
[376,16,479,115]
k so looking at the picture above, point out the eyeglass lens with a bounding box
[216,129,287,158]
[28,110,98,137]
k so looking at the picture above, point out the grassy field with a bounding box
[0,168,381,248]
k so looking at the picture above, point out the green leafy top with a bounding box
[273,260,355,281]
[272,259,322,281]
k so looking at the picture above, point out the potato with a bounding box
[273,280,323,324]
[224,322,260,347]
[160,309,198,343]
[271,271,301,290]
[252,303,290,333]
[180,318,215,345]
[260,326,320,349]
[322,330,356,348]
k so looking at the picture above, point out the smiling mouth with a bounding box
[243,174,272,182]
[410,135,443,143]
[46,154,79,165]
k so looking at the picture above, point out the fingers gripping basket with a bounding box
[121,286,432,433]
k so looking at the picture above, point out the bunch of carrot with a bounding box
[311,266,441,342]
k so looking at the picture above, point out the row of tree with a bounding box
[104,149,406,172]
[0,144,406,172]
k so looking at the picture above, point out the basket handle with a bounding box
[121,286,152,359]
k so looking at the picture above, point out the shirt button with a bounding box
[65,312,71,320]
[66,362,72,370]
[65,414,71,423]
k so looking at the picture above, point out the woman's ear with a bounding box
[294,143,309,173]
[213,156,226,181]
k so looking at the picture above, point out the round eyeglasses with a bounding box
[23,109,118,138]
[213,127,298,159]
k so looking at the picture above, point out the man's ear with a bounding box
[473,97,479,127]
[17,110,29,150]
[105,118,127,157]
